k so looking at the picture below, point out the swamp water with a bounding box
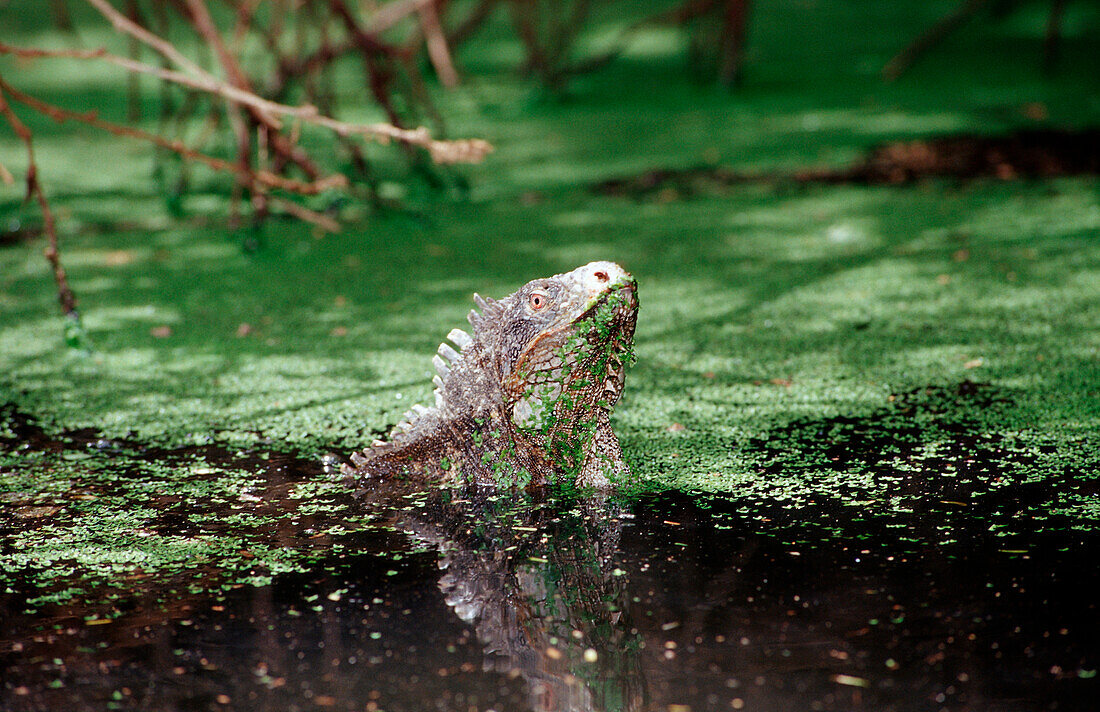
[1,391,1096,712]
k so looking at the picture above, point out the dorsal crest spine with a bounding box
[385,300,493,447]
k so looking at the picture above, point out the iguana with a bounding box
[343,261,638,488]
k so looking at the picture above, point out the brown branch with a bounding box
[183,0,275,126]
[0,42,299,128]
[0,44,110,60]
[186,0,324,185]
[182,0,267,224]
[328,0,476,165]
[882,0,991,81]
[257,8,355,100]
[0,41,491,162]
[272,197,341,233]
[88,0,314,183]
[366,0,436,33]
[317,105,492,163]
[418,0,460,87]
[85,0,210,79]
[0,76,348,195]
[0,81,79,318]
[446,0,501,47]
[0,158,13,185]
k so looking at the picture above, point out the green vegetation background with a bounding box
[1,1,1098,603]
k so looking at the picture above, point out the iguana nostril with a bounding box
[594,271,609,282]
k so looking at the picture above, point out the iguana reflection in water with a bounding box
[375,488,648,712]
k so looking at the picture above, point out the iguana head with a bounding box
[383,262,637,484]
[493,262,638,471]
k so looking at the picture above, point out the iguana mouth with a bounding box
[576,280,637,323]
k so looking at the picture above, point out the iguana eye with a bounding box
[529,292,548,310]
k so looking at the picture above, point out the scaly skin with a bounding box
[343,261,638,488]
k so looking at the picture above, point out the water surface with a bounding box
[3,472,1095,712]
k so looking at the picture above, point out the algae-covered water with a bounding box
[2,0,1099,709]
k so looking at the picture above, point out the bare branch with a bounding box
[0,41,491,162]
[85,0,210,79]
[418,0,460,88]
[183,0,277,126]
[0,42,301,129]
[188,0,321,180]
[882,0,990,81]
[0,75,348,195]
[0,81,79,318]
[367,0,436,33]
[272,197,342,233]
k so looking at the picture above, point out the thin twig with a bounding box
[183,0,280,131]
[328,0,490,164]
[418,0,460,87]
[0,75,348,195]
[882,0,990,81]
[86,0,210,79]
[446,0,501,47]
[0,158,13,185]
[366,0,436,33]
[0,42,298,129]
[272,197,341,233]
[0,81,79,318]
[328,0,411,132]
[0,41,491,162]
[183,0,269,223]
[140,0,318,186]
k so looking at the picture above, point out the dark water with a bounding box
[2,482,1096,712]
[2,385,1098,712]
